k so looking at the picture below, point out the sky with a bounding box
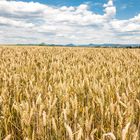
[0,0,140,44]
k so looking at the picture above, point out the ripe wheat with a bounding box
[0,46,139,140]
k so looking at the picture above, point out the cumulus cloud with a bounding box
[103,0,116,18]
[0,0,140,44]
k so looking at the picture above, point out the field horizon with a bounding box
[0,44,140,48]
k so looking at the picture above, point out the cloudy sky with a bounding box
[0,0,140,44]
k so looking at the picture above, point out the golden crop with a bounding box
[0,46,140,140]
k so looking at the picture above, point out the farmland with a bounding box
[0,46,140,140]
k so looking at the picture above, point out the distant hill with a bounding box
[16,43,140,48]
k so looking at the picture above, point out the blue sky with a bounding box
[0,0,140,44]
[18,0,140,19]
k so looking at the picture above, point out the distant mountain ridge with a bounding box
[39,43,140,48]
[16,43,140,48]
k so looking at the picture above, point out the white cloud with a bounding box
[0,0,140,44]
[103,0,113,7]
[0,16,34,28]
[103,0,116,18]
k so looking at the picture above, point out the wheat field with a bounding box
[0,46,140,140]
